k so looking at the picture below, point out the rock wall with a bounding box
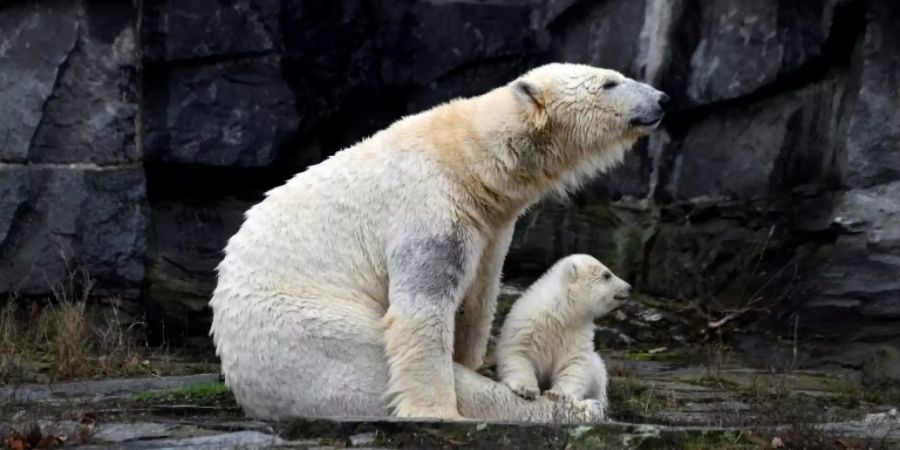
[0,0,897,346]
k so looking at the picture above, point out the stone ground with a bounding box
[3,286,899,448]
[2,355,898,449]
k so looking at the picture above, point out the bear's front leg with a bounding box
[454,222,515,370]
[383,231,480,419]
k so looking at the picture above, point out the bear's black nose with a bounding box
[658,93,671,110]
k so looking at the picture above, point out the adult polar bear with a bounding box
[210,63,667,422]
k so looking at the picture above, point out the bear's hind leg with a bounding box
[213,295,391,420]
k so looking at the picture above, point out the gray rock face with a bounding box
[142,0,280,62]
[802,181,900,339]
[0,2,79,163]
[0,1,143,299]
[145,196,254,338]
[0,166,146,298]
[549,0,648,76]
[844,0,900,188]
[507,198,656,282]
[279,0,549,150]
[374,1,545,86]
[0,1,138,165]
[673,76,846,200]
[1,0,899,350]
[143,55,297,166]
[662,0,837,107]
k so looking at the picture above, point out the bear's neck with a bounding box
[436,98,571,230]
[425,89,634,234]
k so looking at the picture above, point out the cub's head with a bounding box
[559,254,631,318]
[508,63,668,192]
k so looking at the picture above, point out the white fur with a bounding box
[209,63,664,421]
[496,255,631,416]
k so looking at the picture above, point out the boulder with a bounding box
[862,345,900,388]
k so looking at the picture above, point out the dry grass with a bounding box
[0,272,169,383]
[607,363,677,423]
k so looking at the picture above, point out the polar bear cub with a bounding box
[496,254,630,411]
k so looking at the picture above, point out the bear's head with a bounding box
[559,254,631,319]
[507,63,668,195]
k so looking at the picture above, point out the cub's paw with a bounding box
[543,389,575,403]
[572,399,607,423]
[505,381,539,400]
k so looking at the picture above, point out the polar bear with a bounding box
[496,255,630,416]
[209,63,667,421]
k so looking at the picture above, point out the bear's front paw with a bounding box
[543,389,575,403]
[505,381,539,400]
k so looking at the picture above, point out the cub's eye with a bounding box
[602,272,612,281]
[602,81,619,89]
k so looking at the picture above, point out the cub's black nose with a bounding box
[658,93,671,110]
[614,286,632,301]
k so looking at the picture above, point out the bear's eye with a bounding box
[602,81,619,90]
[602,271,612,281]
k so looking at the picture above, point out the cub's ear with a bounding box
[513,79,548,129]
[563,259,579,282]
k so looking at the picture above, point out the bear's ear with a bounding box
[513,79,542,106]
[513,79,548,129]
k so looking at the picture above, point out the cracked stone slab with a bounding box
[0,373,220,404]
[89,423,214,443]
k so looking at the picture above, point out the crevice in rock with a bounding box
[544,0,602,33]
[426,54,542,88]
[247,0,280,52]
[25,24,81,162]
[0,162,142,170]
[144,163,279,201]
[143,49,278,69]
[0,203,34,274]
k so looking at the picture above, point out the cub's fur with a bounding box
[496,255,631,414]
